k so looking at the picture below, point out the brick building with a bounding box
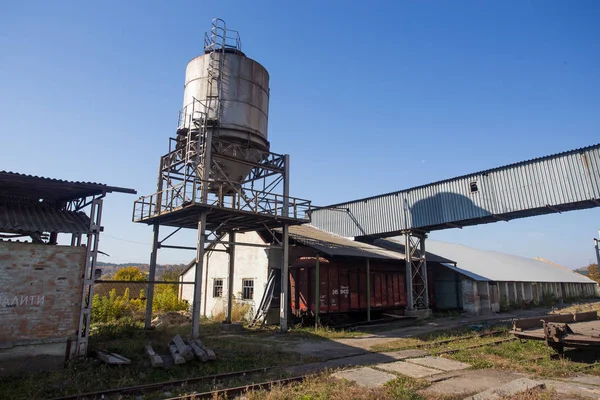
[0,171,134,376]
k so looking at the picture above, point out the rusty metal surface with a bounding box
[310,143,600,237]
[290,258,408,316]
[0,170,136,202]
[0,202,91,234]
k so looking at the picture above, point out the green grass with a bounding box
[288,325,368,340]
[448,338,600,378]
[0,321,307,400]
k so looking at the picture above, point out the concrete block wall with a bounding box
[0,242,86,374]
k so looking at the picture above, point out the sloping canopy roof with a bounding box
[285,225,402,261]
[422,240,595,284]
[0,171,136,202]
[0,202,91,234]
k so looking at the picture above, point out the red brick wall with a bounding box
[0,242,85,343]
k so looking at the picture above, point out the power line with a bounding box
[102,234,150,246]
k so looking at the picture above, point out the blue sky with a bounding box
[1,1,599,268]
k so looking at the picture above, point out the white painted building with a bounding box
[179,231,269,319]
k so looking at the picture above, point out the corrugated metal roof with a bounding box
[0,171,136,202]
[286,225,404,260]
[0,203,91,234]
[373,238,456,264]
[422,240,596,284]
[310,143,600,237]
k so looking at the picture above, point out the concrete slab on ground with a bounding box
[285,349,426,376]
[543,379,600,399]
[376,361,442,378]
[405,356,470,372]
[382,349,428,359]
[423,369,524,397]
[332,367,397,388]
[569,374,600,387]
[465,378,545,400]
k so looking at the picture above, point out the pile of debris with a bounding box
[145,334,216,367]
[151,311,192,327]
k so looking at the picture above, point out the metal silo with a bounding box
[177,19,270,192]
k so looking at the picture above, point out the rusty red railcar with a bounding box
[290,257,412,317]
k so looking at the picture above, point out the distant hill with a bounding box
[95,262,188,279]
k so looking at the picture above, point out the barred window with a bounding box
[213,279,223,298]
[242,279,254,300]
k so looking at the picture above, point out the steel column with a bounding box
[226,231,236,324]
[404,234,413,312]
[315,253,320,328]
[280,154,290,332]
[191,212,207,338]
[420,236,429,308]
[144,223,160,328]
[594,230,599,269]
[280,224,289,332]
[366,258,371,322]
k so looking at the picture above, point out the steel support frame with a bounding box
[76,197,103,357]
[403,230,429,311]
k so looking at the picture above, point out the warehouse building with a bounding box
[381,239,598,314]
[179,225,454,323]
[180,225,598,322]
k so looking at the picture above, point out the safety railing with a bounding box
[203,18,242,52]
[178,97,209,131]
[133,180,311,223]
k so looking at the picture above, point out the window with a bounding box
[213,279,223,298]
[242,279,254,300]
[469,181,479,193]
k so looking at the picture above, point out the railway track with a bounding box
[50,332,514,400]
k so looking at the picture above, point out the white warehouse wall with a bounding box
[180,231,269,319]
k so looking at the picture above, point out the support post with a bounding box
[420,235,429,309]
[226,230,236,324]
[404,234,414,312]
[595,232,600,270]
[366,258,371,322]
[280,224,289,332]
[315,253,320,328]
[280,154,290,333]
[145,223,160,328]
[191,212,207,338]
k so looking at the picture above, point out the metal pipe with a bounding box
[206,240,282,249]
[227,231,236,324]
[366,258,371,322]
[203,253,210,317]
[191,212,207,338]
[145,223,160,329]
[315,253,320,328]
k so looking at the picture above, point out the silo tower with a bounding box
[133,19,311,337]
